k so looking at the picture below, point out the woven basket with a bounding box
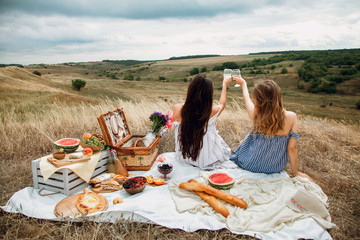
[98,108,160,171]
[117,147,158,171]
[131,138,150,148]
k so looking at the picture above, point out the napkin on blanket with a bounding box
[39,147,101,183]
[169,171,335,233]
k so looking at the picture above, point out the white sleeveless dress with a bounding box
[173,109,238,170]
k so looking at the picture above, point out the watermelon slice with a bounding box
[54,138,80,153]
[208,172,235,190]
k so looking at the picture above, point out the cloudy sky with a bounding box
[0,0,359,64]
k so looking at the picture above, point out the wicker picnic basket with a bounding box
[97,108,160,171]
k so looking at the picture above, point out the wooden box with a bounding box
[32,150,109,196]
[97,108,160,171]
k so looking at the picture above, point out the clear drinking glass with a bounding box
[224,69,232,79]
[232,69,241,87]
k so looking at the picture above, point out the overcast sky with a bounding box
[0,0,359,64]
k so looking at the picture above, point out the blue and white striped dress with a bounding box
[230,130,299,174]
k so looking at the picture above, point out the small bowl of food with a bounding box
[52,149,66,160]
[80,133,105,152]
[157,163,173,180]
[123,176,147,195]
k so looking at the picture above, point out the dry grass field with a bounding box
[1,55,360,239]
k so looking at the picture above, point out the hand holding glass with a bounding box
[223,69,232,79]
[232,69,241,87]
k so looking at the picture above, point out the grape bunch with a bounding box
[81,135,105,149]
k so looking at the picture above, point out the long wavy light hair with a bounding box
[179,74,213,161]
[252,80,285,136]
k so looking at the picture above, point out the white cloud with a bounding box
[0,0,359,64]
[0,0,261,19]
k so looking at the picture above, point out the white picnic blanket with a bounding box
[1,152,334,240]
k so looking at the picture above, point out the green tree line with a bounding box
[212,49,360,94]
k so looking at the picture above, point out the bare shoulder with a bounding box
[173,103,183,121]
[285,110,297,119]
[284,110,298,129]
[210,105,221,118]
[173,103,183,111]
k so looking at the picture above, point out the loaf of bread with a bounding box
[112,175,128,184]
[179,179,247,209]
[195,191,229,218]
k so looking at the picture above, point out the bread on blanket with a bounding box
[195,191,229,218]
[76,188,106,214]
[112,175,128,184]
[101,180,122,191]
[179,179,247,209]
[90,173,116,188]
[113,197,123,204]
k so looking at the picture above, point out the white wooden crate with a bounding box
[32,150,110,196]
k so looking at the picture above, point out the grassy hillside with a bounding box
[0,54,360,239]
[1,53,358,124]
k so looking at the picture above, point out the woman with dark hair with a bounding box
[172,74,237,169]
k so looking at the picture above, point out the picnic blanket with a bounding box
[1,152,334,240]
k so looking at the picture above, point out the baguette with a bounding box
[195,191,230,218]
[180,179,247,209]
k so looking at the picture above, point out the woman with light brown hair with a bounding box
[173,74,237,169]
[231,77,312,181]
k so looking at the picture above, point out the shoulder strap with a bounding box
[289,131,300,139]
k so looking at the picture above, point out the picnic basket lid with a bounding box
[97,108,131,148]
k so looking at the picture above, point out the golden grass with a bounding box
[1,98,360,239]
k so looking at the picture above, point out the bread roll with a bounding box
[195,191,229,218]
[113,197,123,204]
[180,179,247,209]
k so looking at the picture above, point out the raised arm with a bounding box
[287,112,313,182]
[233,76,255,121]
[214,75,232,117]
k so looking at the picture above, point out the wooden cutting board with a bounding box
[54,193,108,218]
[147,182,167,187]
[48,155,91,167]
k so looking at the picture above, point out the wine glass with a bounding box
[223,69,232,80]
[232,69,241,87]
[157,163,173,180]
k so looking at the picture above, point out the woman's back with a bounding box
[270,110,297,137]
[173,108,236,169]
[230,128,299,173]
[173,73,237,170]
[173,103,223,122]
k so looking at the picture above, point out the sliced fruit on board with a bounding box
[208,172,235,190]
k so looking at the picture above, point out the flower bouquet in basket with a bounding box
[149,110,174,136]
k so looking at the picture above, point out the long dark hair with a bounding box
[179,74,213,161]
